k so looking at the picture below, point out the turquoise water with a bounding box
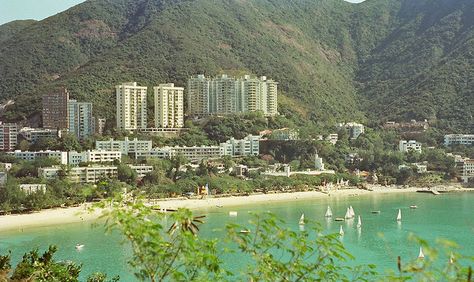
[0,192,473,280]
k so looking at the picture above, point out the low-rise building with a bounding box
[220,135,260,157]
[9,150,68,164]
[39,166,118,183]
[96,137,152,155]
[0,172,7,186]
[19,127,60,143]
[68,150,122,166]
[337,122,365,139]
[456,158,474,183]
[326,134,339,145]
[399,140,422,153]
[129,165,153,178]
[19,184,46,194]
[0,123,18,151]
[444,134,474,146]
[270,128,299,141]
[135,145,222,162]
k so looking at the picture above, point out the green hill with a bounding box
[0,0,472,131]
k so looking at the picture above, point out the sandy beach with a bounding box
[0,184,468,232]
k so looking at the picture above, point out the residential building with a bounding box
[19,184,46,194]
[134,147,173,159]
[270,128,299,141]
[129,165,153,178]
[187,74,278,117]
[315,152,325,171]
[135,146,222,162]
[116,82,148,131]
[9,150,68,164]
[42,88,69,129]
[444,134,474,146]
[456,158,474,183]
[0,172,7,186]
[96,118,106,135]
[220,135,260,157]
[154,83,184,128]
[399,140,422,153]
[0,123,17,151]
[326,134,339,145]
[67,150,121,166]
[338,122,365,139]
[19,127,60,143]
[96,137,152,155]
[68,100,95,139]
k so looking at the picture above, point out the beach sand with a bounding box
[0,185,467,232]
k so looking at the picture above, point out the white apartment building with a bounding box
[67,150,122,166]
[220,135,260,157]
[19,127,60,143]
[187,74,278,117]
[326,134,339,145]
[19,184,46,194]
[96,137,152,155]
[444,134,474,146]
[0,123,18,151]
[134,147,174,159]
[399,140,422,153]
[338,122,365,139]
[129,165,154,178]
[9,150,68,164]
[154,83,184,128]
[116,82,148,131]
[457,158,474,183]
[135,146,221,162]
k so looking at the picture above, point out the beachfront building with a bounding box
[135,145,222,162]
[68,100,95,139]
[39,165,153,183]
[220,135,260,157]
[187,74,278,117]
[0,123,18,151]
[19,127,60,143]
[399,140,422,153]
[42,88,69,129]
[444,134,474,146]
[9,150,68,164]
[96,137,152,155]
[457,158,474,183]
[116,82,148,131]
[154,83,184,128]
[19,184,46,194]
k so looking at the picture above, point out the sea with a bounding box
[0,191,473,281]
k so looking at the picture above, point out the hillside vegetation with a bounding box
[0,0,472,131]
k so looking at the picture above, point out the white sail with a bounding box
[339,225,344,236]
[418,247,425,259]
[396,209,402,221]
[345,208,352,219]
[325,206,333,217]
[349,206,355,218]
[299,213,305,225]
[449,252,454,264]
[357,215,362,228]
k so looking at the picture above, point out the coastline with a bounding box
[0,184,470,232]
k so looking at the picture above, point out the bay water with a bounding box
[0,192,473,280]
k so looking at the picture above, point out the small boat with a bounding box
[335,217,345,221]
[410,205,417,209]
[349,206,355,218]
[216,205,223,208]
[339,225,344,236]
[344,208,352,219]
[239,229,251,234]
[371,210,381,214]
[75,244,84,250]
[418,247,425,259]
[229,211,238,217]
[325,206,333,217]
[396,209,402,222]
[299,213,305,225]
[449,252,454,264]
[357,215,362,228]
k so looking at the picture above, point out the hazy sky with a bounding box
[0,0,366,25]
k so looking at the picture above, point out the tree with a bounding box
[169,154,188,182]
[117,165,137,185]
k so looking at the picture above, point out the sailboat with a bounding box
[396,209,402,222]
[357,215,362,228]
[449,252,455,264]
[339,225,344,236]
[418,247,425,259]
[344,208,352,219]
[325,206,333,218]
[75,244,84,250]
[349,206,355,218]
[299,213,305,225]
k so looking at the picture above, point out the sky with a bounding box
[0,0,366,26]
